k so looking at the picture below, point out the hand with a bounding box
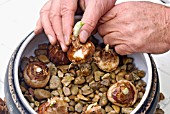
[34,0,116,52]
[98,1,170,55]
[34,0,78,52]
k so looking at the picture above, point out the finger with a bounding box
[100,8,117,24]
[34,18,43,34]
[80,0,116,43]
[102,31,124,46]
[114,44,132,55]
[50,0,68,52]
[61,0,78,46]
[79,1,103,43]
[41,13,56,45]
[99,4,119,24]
[98,18,120,36]
[40,0,56,45]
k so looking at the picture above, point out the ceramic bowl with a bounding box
[12,30,153,114]
[9,14,153,114]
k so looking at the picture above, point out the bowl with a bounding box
[12,30,153,114]
[10,14,153,114]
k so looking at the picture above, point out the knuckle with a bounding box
[81,20,96,35]
[115,45,132,55]
[129,39,143,52]
[61,7,74,16]
[49,10,59,18]
[49,11,60,23]
[85,20,96,30]
[40,8,48,15]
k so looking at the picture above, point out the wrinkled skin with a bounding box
[98,1,170,55]
[34,0,116,52]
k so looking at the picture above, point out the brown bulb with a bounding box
[93,44,119,72]
[67,39,95,64]
[38,97,68,114]
[107,80,138,107]
[23,61,50,88]
[48,43,70,65]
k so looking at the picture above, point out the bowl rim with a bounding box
[14,32,152,114]
[131,53,152,113]
[14,32,36,114]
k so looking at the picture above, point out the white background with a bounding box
[0,0,170,113]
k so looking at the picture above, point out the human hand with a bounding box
[98,1,170,55]
[34,0,78,52]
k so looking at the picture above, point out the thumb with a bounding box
[79,1,102,43]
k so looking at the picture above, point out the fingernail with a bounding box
[60,42,67,52]
[79,30,89,43]
[64,35,70,45]
[47,35,55,45]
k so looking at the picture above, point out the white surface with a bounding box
[0,0,170,113]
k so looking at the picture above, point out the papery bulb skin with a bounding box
[23,61,50,88]
[107,80,138,107]
[93,44,119,72]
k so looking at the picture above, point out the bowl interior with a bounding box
[14,32,152,114]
